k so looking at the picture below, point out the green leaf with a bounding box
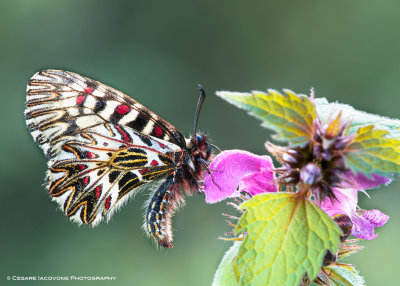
[315,98,400,137]
[310,264,365,286]
[212,242,241,286]
[216,90,316,146]
[344,125,400,175]
[233,193,341,286]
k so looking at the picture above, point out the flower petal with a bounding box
[350,214,378,240]
[350,210,389,240]
[203,150,275,203]
[361,209,389,227]
[241,166,277,196]
[318,189,389,240]
[318,188,358,217]
[342,171,391,190]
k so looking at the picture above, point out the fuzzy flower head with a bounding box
[267,112,354,202]
[204,149,390,241]
[204,89,395,241]
[204,91,390,241]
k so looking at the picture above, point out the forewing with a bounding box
[47,123,182,225]
[25,69,186,159]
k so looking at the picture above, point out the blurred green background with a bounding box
[1,0,399,285]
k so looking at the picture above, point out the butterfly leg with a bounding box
[145,176,179,248]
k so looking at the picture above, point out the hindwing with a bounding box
[47,123,182,225]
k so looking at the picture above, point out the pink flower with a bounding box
[203,150,277,203]
[318,183,390,240]
[203,150,390,240]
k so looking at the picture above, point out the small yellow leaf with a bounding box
[217,90,316,146]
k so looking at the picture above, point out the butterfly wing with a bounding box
[47,123,182,226]
[25,69,186,159]
[25,70,185,228]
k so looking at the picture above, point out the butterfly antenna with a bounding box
[194,84,206,135]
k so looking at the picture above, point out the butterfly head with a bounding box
[187,133,212,162]
[186,84,212,161]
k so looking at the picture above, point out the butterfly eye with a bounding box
[195,134,203,144]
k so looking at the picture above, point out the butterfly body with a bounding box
[25,70,211,247]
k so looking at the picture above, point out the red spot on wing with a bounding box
[83,176,89,186]
[84,151,94,159]
[116,104,130,114]
[151,160,159,166]
[77,164,87,171]
[76,95,86,105]
[154,126,164,137]
[115,125,131,142]
[158,142,167,149]
[95,186,101,200]
[105,196,111,210]
[139,168,149,175]
[85,87,93,94]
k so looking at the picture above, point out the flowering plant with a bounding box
[204,90,400,285]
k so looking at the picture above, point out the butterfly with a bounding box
[25,70,213,248]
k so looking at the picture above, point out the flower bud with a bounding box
[300,163,322,185]
[282,149,301,165]
[322,137,336,151]
[277,169,300,185]
[283,146,310,168]
[322,250,337,266]
[333,135,354,150]
[333,214,353,242]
